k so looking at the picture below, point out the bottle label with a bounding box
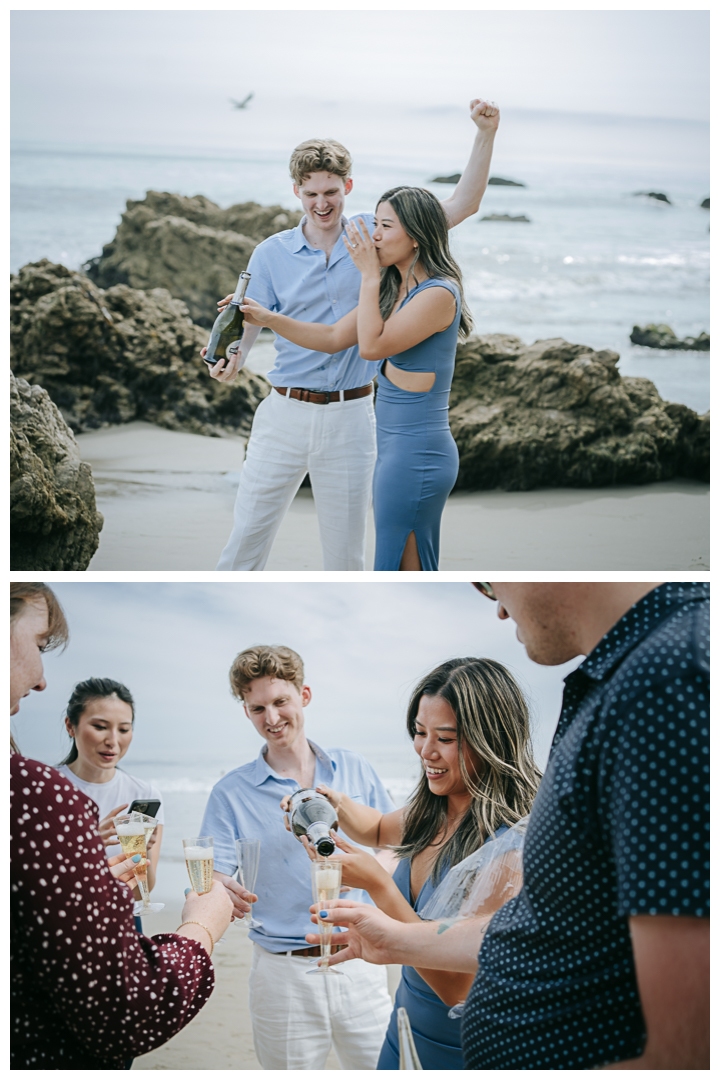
[226,340,242,356]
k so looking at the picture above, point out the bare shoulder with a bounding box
[401,281,457,315]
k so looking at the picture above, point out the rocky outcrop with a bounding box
[632,191,672,205]
[11,372,103,570]
[480,214,530,223]
[487,177,525,187]
[448,335,709,490]
[630,324,710,351]
[11,260,269,437]
[85,191,302,327]
[431,174,526,186]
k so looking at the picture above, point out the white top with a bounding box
[57,764,164,857]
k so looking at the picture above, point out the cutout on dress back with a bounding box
[381,359,436,393]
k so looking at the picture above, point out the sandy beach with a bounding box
[134,904,400,1070]
[79,421,709,572]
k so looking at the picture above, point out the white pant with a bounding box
[248,943,393,1070]
[216,388,377,571]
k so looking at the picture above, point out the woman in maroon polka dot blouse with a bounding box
[10,583,233,1070]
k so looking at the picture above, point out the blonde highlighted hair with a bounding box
[289,139,352,186]
[229,644,305,701]
[397,657,541,882]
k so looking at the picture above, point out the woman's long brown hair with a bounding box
[395,657,541,883]
[376,186,473,339]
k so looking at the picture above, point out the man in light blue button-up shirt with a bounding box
[211,100,500,569]
[200,644,398,1068]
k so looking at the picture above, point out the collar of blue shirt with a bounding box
[291,212,371,263]
[248,738,335,788]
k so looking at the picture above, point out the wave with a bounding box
[382,776,419,807]
[464,262,709,303]
[146,776,217,794]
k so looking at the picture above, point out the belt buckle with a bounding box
[321,391,332,404]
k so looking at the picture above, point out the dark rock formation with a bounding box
[448,335,709,490]
[700,197,709,209]
[11,371,103,570]
[630,324,710,351]
[431,174,526,186]
[85,190,302,327]
[480,213,530,223]
[632,191,672,205]
[487,177,525,187]
[11,260,270,437]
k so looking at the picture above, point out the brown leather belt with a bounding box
[273,383,373,405]
[288,944,345,957]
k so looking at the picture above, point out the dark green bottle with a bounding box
[204,271,252,365]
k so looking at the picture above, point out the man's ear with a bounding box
[293,183,301,199]
[301,685,312,707]
[344,178,354,195]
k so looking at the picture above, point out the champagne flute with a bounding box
[233,838,262,930]
[397,1007,423,1069]
[183,836,214,894]
[306,858,346,976]
[114,811,164,915]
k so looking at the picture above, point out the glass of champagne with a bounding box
[307,858,346,976]
[397,1007,423,1069]
[233,838,262,930]
[183,836,214,895]
[114,811,164,915]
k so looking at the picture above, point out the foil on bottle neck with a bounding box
[231,271,252,305]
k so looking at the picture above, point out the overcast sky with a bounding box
[12,583,581,777]
[11,9,709,150]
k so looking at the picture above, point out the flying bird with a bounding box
[229,93,254,110]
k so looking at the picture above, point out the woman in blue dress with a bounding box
[291,657,541,1070]
[239,186,474,570]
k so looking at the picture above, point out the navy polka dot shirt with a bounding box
[462,583,709,1070]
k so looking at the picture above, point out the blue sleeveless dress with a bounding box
[376,856,464,1070]
[372,279,461,571]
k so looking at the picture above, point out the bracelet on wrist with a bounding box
[176,920,214,956]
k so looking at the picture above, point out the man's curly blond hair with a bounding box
[229,644,305,701]
[289,138,352,186]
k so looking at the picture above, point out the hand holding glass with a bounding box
[307,859,345,976]
[114,811,164,915]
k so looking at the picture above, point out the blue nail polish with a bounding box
[319,910,328,918]
[132,853,142,863]
[184,887,191,896]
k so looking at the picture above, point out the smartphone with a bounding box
[128,799,161,818]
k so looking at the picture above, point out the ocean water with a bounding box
[11,105,710,412]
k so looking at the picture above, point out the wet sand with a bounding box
[78,422,709,572]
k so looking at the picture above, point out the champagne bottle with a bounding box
[287,788,339,857]
[204,271,252,365]
[397,1007,423,1069]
